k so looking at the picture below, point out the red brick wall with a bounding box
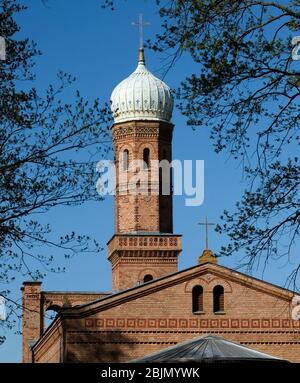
[107,234,182,291]
[32,320,63,363]
[21,283,109,363]
[61,272,300,363]
[21,282,43,363]
[110,256,178,291]
[107,120,181,291]
[33,330,61,363]
[112,120,174,234]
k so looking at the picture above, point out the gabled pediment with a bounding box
[59,262,295,319]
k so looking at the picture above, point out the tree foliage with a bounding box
[104,0,300,284]
[148,0,300,282]
[0,0,111,339]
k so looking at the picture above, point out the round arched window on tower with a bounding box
[143,148,150,169]
[122,149,129,171]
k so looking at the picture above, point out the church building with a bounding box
[21,47,300,363]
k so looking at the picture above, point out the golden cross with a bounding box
[132,14,150,49]
[198,216,216,249]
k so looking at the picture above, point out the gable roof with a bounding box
[130,334,287,363]
[58,261,295,319]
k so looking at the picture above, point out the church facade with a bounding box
[21,48,300,363]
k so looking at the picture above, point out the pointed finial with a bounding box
[198,216,217,264]
[139,47,145,64]
[198,249,217,265]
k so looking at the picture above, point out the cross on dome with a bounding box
[132,14,150,50]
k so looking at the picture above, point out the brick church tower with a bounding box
[108,48,182,291]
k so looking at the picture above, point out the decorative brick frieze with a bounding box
[82,317,300,330]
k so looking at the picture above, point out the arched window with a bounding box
[192,285,203,313]
[123,149,129,171]
[143,148,150,169]
[44,305,62,330]
[143,274,153,283]
[213,285,224,313]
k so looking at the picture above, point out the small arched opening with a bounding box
[143,274,153,283]
[192,285,204,313]
[143,148,150,169]
[213,285,225,313]
[44,304,62,330]
[122,149,129,171]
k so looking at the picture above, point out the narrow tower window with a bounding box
[123,149,129,171]
[143,274,153,283]
[143,148,150,169]
[192,285,203,313]
[213,285,224,313]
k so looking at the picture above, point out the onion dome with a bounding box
[110,49,173,124]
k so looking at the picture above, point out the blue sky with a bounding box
[0,0,297,362]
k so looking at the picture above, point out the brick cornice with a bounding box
[107,233,182,261]
[112,120,174,141]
